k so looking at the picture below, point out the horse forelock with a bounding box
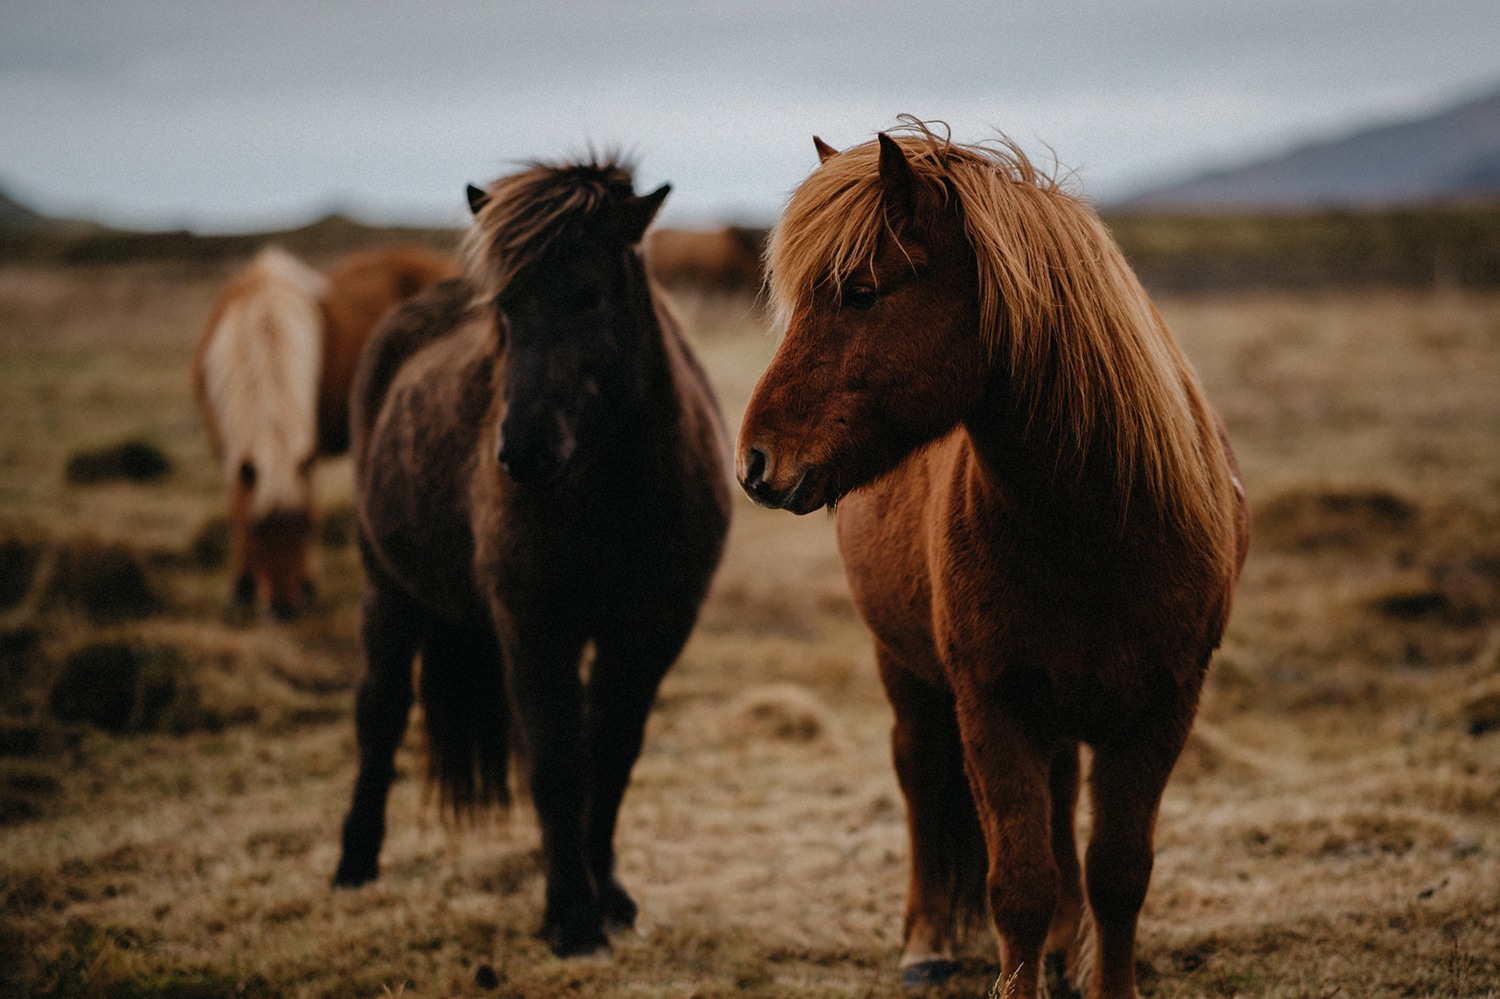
[768,122,1235,546]
[461,157,638,299]
[200,247,323,517]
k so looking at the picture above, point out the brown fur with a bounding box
[644,226,765,292]
[193,245,458,618]
[334,159,732,959]
[739,121,1250,998]
[316,246,462,455]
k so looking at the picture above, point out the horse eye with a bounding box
[843,284,879,310]
[238,461,257,488]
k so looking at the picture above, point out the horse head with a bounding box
[230,454,316,619]
[467,170,670,485]
[738,131,984,514]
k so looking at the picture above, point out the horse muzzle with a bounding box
[738,446,830,515]
[496,412,578,485]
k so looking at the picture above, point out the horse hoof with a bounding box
[901,960,959,989]
[542,904,611,959]
[270,599,303,621]
[599,878,639,931]
[551,924,610,959]
[331,860,377,888]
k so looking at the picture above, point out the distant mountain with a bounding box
[1121,85,1500,211]
[0,186,47,229]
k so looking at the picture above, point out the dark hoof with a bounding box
[599,878,639,931]
[902,960,959,989]
[331,858,378,888]
[1046,952,1082,999]
[269,599,303,621]
[542,906,610,958]
[551,923,609,959]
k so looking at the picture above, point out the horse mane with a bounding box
[462,156,638,298]
[198,246,325,515]
[767,119,1234,542]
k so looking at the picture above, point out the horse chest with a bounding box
[839,459,1188,706]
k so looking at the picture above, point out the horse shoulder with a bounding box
[351,277,477,465]
[357,314,493,613]
[836,440,963,686]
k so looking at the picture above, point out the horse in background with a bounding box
[194,244,459,618]
[644,225,765,293]
[738,123,1249,998]
[332,159,730,958]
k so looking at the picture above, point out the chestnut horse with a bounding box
[332,159,731,957]
[194,244,458,617]
[738,123,1249,998]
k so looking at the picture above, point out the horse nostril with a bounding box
[744,446,767,486]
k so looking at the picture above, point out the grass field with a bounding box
[1,250,1499,998]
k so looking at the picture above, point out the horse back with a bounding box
[317,246,462,455]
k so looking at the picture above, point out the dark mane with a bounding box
[462,157,638,298]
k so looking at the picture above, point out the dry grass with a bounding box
[1,259,1498,998]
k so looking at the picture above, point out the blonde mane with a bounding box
[462,157,636,298]
[199,246,325,516]
[767,120,1234,541]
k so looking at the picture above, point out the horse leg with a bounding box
[877,651,980,988]
[952,694,1058,999]
[1048,741,1085,978]
[332,583,422,887]
[503,624,604,957]
[580,625,688,931]
[1080,714,1190,999]
[229,480,256,607]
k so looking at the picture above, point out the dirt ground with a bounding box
[1,257,1498,998]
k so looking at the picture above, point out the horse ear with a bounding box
[616,183,671,245]
[813,136,839,164]
[466,184,489,216]
[877,133,919,221]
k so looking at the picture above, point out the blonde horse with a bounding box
[739,122,1249,998]
[195,245,459,617]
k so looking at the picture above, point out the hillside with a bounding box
[8,183,1500,293]
[1123,84,1500,211]
[0,188,45,229]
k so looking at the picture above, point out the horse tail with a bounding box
[416,625,512,817]
[349,276,476,470]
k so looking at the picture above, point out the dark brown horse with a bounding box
[194,245,458,618]
[738,122,1249,998]
[332,158,732,958]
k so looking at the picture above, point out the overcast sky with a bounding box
[4,0,1499,232]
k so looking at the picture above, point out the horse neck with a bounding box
[611,254,685,420]
[961,369,1146,539]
